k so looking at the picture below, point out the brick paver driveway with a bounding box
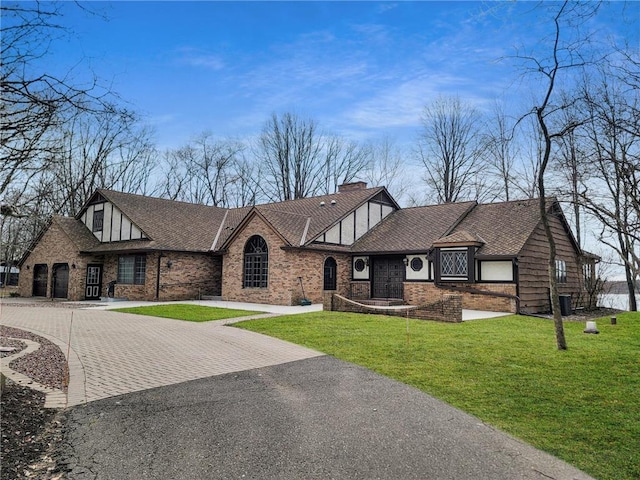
[1,304,322,407]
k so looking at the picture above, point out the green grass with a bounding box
[113,304,261,322]
[236,311,640,480]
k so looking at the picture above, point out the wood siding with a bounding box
[518,215,581,314]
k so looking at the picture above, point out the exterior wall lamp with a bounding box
[403,257,409,266]
[166,260,173,269]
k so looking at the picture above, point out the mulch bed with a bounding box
[1,326,69,479]
[1,381,68,479]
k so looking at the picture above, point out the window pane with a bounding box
[455,252,468,275]
[441,252,455,275]
[243,236,268,288]
[134,255,146,285]
[118,257,134,284]
[93,210,104,232]
[118,255,146,284]
[324,257,337,290]
[441,250,468,277]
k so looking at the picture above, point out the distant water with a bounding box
[599,293,640,311]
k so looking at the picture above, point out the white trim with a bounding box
[211,210,229,251]
[300,217,311,246]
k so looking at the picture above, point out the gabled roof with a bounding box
[220,186,394,249]
[351,201,476,254]
[55,216,102,251]
[433,230,485,247]
[18,215,101,266]
[79,190,238,253]
[449,197,575,257]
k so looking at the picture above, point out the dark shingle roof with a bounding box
[55,216,101,251]
[80,187,388,253]
[449,197,554,256]
[226,187,391,248]
[352,201,476,253]
[86,190,234,252]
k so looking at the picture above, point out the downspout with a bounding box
[156,252,164,301]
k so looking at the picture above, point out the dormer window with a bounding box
[92,209,104,232]
[440,249,468,278]
[433,230,484,284]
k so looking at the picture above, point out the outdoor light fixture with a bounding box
[403,257,409,266]
[166,260,173,269]
[365,258,369,267]
[71,263,76,269]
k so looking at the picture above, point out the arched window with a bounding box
[324,257,337,291]
[243,235,268,288]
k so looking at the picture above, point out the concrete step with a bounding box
[358,298,406,307]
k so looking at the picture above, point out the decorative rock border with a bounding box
[1,338,67,408]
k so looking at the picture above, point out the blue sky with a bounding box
[37,1,639,149]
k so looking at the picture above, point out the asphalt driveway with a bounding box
[2,302,593,479]
[61,356,593,479]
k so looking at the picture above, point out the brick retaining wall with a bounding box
[327,293,462,323]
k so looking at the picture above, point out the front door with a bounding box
[85,264,103,300]
[33,264,48,297]
[372,257,404,299]
[52,263,69,298]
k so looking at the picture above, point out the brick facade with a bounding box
[394,281,516,313]
[222,214,351,305]
[101,252,221,301]
[18,221,101,301]
[19,219,222,302]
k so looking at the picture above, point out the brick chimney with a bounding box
[338,181,367,193]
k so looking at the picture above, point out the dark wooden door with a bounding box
[33,264,48,297]
[85,264,103,300]
[372,257,404,299]
[52,264,69,298]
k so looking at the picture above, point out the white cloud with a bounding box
[171,47,225,70]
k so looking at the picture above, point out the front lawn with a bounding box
[236,311,640,480]
[113,304,260,322]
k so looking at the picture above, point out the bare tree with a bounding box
[483,102,520,201]
[320,136,370,195]
[512,1,602,349]
[32,105,156,216]
[0,2,115,199]
[185,133,245,207]
[417,95,486,203]
[553,91,591,248]
[363,138,415,205]
[226,154,261,207]
[579,70,639,310]
[257,112,323,202]
[155,133,251,207]
[509,116,544,200]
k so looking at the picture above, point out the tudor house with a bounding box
[18,182,598,314]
